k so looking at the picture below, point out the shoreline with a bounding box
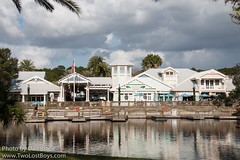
[24,105,239,123]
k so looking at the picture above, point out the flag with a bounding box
[71,59,75,73]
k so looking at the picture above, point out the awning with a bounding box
[200,93,209,97]
[181,93,190,97]
[134,93,143,96]
[165,93,174,97]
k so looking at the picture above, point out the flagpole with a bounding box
[73,59,76,102]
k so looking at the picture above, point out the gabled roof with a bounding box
[20,76,60,94]
[135,72,173,88]
[58,73,91,84]
[22,76,52,85]
[172,76,199,92]
[190,69,226,80]
[161,67,178,73]
[17,71,45,81]
[145,68,198,84]
[113,72,172,92]
[123,79,153,89]
[172,69,230,92]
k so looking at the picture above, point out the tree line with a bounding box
[18,53,163,83]
[1,48,240,126]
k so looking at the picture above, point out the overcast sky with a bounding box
[1,0,240,70]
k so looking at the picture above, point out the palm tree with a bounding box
[12,0,80,16]
[225,0,240,24]
[98,62,111,77]
[141,54,162,71]
[19,59,36,71]
[87,56,111,77]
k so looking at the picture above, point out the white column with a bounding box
[43,94,46,106]
[22,95,25,102]
[60,84,63,101]
[86,83,89,102]
[107,88,110,102]
[63,84,65,101]
[73,73,76,102]
[154,91,157,101]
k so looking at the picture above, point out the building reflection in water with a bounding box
[0,119,240,159]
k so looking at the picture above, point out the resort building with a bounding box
[11,60,235,104]
[110,61,235,102]
[57,73,112,102]
[10,71,60,105]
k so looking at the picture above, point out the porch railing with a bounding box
[19,100,214,109]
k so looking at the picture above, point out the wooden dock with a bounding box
[151,116,168,122]
[110,116,128,122]
[46,117,72,121]
[72,118,86,122]
[213,116,240,120]
[90,116,111,121]
[26,119,47,123]
[186,115,205,120]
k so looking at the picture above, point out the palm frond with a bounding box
[12,0,22,13]
[34,0,54,12]
[53,0,81,16]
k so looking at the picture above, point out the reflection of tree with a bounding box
[26,125,29,150]
[0,120,240,159]
[118,124,121,148]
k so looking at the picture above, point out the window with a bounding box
[206,80,209,89]
[31,97,36,101]
[201,80,204,85]
[127,66,131,74]
[143,93,147,100]
[210,80,214,89]
[147,93,151,101]
[114,66,117,74]
[120,66,125,74]
[215,80,219,85]
[206,80,214,89]
[124,94,128,100]
[166,71,174,77]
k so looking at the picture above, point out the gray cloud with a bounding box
[0,0,239,69]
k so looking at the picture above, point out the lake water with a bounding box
[1,119,240,159]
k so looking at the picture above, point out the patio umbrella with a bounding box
[181,93,190,97]
[200,93,209,97]
[134,93,143,96]
[165,93,174,97]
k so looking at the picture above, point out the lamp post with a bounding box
[27,84,30,102]
[193,84,196,101]
[118,84,121,106]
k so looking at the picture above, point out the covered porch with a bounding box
[58,73,112,102]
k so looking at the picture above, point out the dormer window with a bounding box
[166,71,174,76]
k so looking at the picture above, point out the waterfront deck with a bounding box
[25,115,240,123]
[151,116,168,122]
[110,116,128,122]
[23,105,238,123]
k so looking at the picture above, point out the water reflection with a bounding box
[0,120,240,159]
